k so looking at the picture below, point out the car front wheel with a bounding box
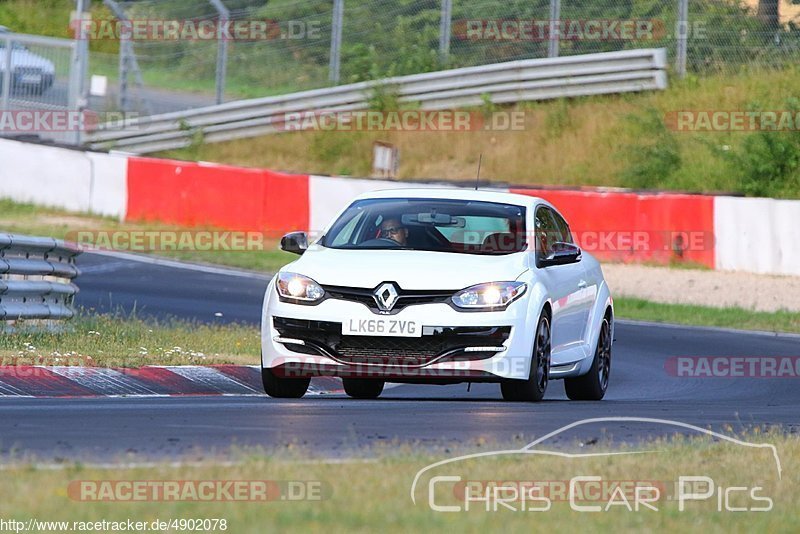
[565,317,611,401]
[342,378,384,399]
[501,313,550,402]
[261,366,310,398]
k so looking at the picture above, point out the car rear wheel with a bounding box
[565,317,611,401]
[342,378,384,399]
[501,313,550,402]
[261,366,310,398]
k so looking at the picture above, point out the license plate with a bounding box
[21,74,42,84]
[342,317,421,337]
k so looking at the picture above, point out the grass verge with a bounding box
[0,313,260,367]
[615,297,800,334]
[1,430,796,531]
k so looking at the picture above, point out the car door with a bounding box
[534,206,587,353]
[550,208,594,343]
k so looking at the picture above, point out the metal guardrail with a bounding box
[87,48,668,154]
[0,234,81,320]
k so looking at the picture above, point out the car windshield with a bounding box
[321,197,527,255]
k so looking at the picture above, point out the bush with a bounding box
[729,98,800,197]
[620,107,682,189]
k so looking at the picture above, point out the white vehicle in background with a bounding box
[261,189,613,401]
[0,26,56,95]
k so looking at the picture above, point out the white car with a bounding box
[261,188,613,401]
[0,28,56,95]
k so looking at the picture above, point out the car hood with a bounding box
[284,245,529,290]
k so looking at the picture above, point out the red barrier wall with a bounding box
[126,157,309,235]
[510,189,715,268]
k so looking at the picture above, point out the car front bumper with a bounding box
[261,279,535,382]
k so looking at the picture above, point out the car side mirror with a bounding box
[539,242,581,267]
[280,231,308,255]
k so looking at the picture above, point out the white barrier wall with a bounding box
[0,138,93,212]
[0,139,127,218]
[714,196,800,276]
[87,151,128,219]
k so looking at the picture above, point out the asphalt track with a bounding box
[0,251,798,461]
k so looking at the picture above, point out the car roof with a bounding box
[352,187,544,207]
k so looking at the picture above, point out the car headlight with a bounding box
[452,282,527,310]
[276,272,325,303]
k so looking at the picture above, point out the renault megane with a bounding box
[261,189,613,401]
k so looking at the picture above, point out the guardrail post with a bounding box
[547,0,561,58]
[209,0,230,105]
[329,0,344,84]
[439,0,452,63]
[1,35,11,111]
[676,0,689,78]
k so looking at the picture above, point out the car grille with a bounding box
[321,284,454,314]
[335,336,451,366]
[13,67,43,80]
[273,316,510,367]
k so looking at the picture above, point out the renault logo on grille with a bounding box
[374,282,399,311]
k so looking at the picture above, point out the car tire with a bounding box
[261,366,310,398]
[565,317,611,401]
[342,378,384,399]
[501,312,550,402]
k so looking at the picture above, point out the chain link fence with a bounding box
[96,0,799,115]
[0,31,82,144]
[19,0,800,117]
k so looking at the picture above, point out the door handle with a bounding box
[578,279,587,289]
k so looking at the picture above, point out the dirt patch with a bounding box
[603,263,800,313]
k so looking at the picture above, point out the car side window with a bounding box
[551,210,573,245]
[534,207,563,258]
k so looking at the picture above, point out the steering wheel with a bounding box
[359,238,402,248]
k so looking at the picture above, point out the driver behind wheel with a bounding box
[379,218,408,246]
